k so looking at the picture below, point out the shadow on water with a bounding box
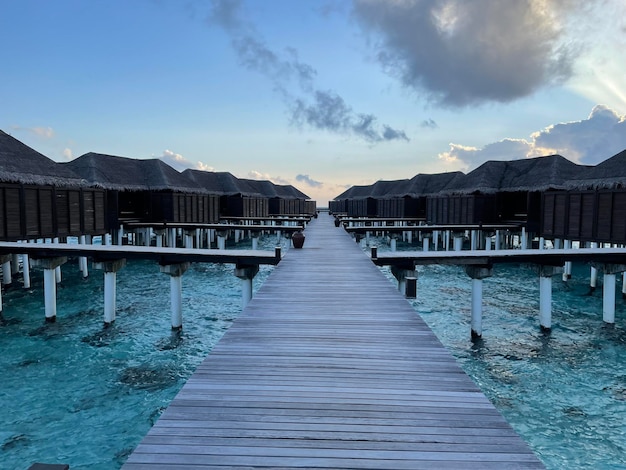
[118,364,179,391]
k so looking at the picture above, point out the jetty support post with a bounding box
[160,262,190,330]
[391,262,416,297]
[389,234,398,252]
[422,233,431,252]
[93,259,127,327]
[2,255,12,286]
[598,264,626,324]
[217,230,228,250]
[78,235,89,278]
[154,229,165,248]
[251,231,260,250]
[452,232,464,251]
[465,265,493,340]
[235,263,259,309]
[31,256,68,323]
[22,252,31,288]
[537,265,561,332]
[0,254,12,314]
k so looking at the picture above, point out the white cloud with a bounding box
[159,149,214,172]
[439,104,626,169]
[62,148,73,160]
[12,125,55,139]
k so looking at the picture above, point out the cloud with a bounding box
[159,149,215,172]
[62,148,73,160]
[12,125,55,139]
[247,170,291,185]
[352,0,580,107]
[206,0,408,142]
[438,104,626,168]
[420,118,438,129]
[295,174,323,188]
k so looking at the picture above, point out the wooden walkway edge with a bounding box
[122,214,545,469]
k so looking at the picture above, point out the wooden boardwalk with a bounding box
[122,214,544,469]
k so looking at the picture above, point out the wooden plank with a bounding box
[122,214,544,469]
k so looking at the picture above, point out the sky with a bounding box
[2,0,626,205]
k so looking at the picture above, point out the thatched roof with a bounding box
[183,169,262,196]
[274,184,310,200]
[0,130,85,186]
[567,149,626,189]
[406,172,466,196]
[66,152,206,193]
[443,155,586,194]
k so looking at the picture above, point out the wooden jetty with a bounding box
[122,214,544,469]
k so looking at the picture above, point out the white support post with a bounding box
[2,260,11,286]
[539,237,545,250]
[104,272,116,325]
[538,266,554,331]
[562,240,571,282]
[471,279,483,337]
[622,272,626,300]
[94,259,126,327]
[406,230,413,244]
[521,227,528,249]
[603,273,616,324]
[44,268,57,322]
[390,236,397,252]
[31,256,67,323]
[160,263,189,330]
[22,254,30,289]
[79,235,89,278]
[485,235,492,251]
[453,234,463,251]
[422,236,430,252]
[252,233,259,250]
[470,230,478,251]
[217,232,227,250]
[495,230,501,250]
[117,227,124,246]
[234,264,259,309]
[433,230,440,251]
[465,266,492,340]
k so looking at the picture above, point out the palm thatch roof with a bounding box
[65,152,206,193]
[274,184,310,200]
[0,130,85,186]
[183,169,262,196]
[405,172,466,196]
[566,149,626,189]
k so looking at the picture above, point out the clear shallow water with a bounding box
[0,235,289,470]
[3,231,626,469]
[370,236,626,470]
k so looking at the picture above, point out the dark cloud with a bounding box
[296,174,323,188]
[439,105,626,168]
[207,0,408,143]
[353,0,579,107]
[420,119,438,129]
[291,90,408,142]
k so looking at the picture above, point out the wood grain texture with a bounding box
[123,214,544,469]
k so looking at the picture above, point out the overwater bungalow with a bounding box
[182,170,269,219]
[65,153,216,229]
[0,130,107,241]
[542,149,626,244]
[272,184,313,216]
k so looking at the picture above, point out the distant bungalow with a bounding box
[0,130,107,241]
[331,150,626,246]
[64,152,217,229]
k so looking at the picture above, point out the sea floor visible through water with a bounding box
[1,232,626,469]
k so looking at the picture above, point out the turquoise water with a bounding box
[2,231,626,469]
[371,236,626,470]
[0,235,289,470]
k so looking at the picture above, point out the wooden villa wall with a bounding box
[304,200,316,215]
[223,196,269,218]
[377,197,425,219]
[427,195,496,225]
[329,199,345,214]
[0,184,107,241]
[541,190,626,244]
[155,193,220,224]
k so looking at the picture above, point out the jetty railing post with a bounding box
[405,276,417,299]
[235,263,260,309]
[31,256,68,323]
[466,265,493,340]
[93,259,127,327]
[160,262,190,330]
